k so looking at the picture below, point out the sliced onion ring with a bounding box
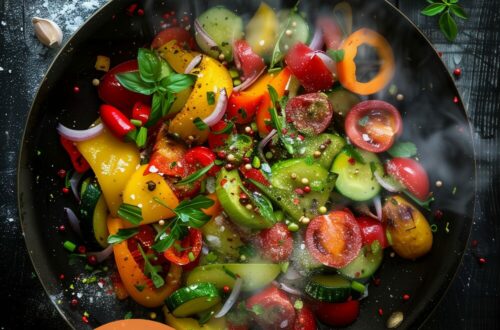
[202,88,228,127]
[373,195,382,221]
[69,171,84,201]
[258,129,277,161]
[374,171,405,192]
[64,207,82,237]
[87,245,114,263]
[57,122,104,142]
[215,277,242,318]
[233,66,266,92]
[194,19,218,49]
[308,26,324,51]
[184,54,203,74]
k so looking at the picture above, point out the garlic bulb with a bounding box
[32,17,63,48]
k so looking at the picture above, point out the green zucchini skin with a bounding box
[165,282,221,318]
[305,274,352,303]
[338,246,384,280]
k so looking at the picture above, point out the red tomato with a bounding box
[146,127,186,177]
[246,286,296,330]
[240,166,270,191]
[385,158,430,201]
[151,27,196,50]
[356,216,389,248]
[312,300,360,327]
[345,100,403,153]
[285,43,334,92]
[183,146,219,177]
[258,223,293,262]
[233,39,266,79]
[305,211,362,268]
[163,228,203,266]
[293,303,316,330]
[131,102,151,125]
[227,92,263,124]
[98,60,151,116]
[317,17,343,50]
[133,225,157,248]
[207,120,234,150]
[227,324,249,330]
[285,93,333,135]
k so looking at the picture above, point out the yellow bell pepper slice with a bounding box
[246,2,279,59]
[76,128,140,216]
[107,216,182,308]
[169,55,233,143]
[122,165,179,226]
[162,306,226,330]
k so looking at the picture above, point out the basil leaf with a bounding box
[116,71,156,95]
[138,48,162,83]
[176,162,215,185]
[450,4,468,20]
[117,203,143,225]
[439,11,458,41]
[161,92,175,117]
[176,195,215,212]
[161,73,196,93]
[193,117,208,131]
[107,228,140,245]
[387,141,418,158]
[421,3,447,16]
[158,59,173,81]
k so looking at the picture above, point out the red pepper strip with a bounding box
[163,228,203,266]
[100,104,136,139]
[59,136,90,173]
[132,102,151,125]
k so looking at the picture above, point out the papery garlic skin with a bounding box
[32,17,63,48]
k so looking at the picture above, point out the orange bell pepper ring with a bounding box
[107,216,182,308]
[337,28,395,95]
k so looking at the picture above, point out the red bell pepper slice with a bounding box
[59,136,90,173]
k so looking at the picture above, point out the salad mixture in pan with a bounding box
[56,2,435,328]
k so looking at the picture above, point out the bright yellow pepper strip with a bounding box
[76,128,140,216]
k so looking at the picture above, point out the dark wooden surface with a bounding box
[0,0,498,329]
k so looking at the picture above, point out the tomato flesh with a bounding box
[233,39,266,79]
[227,91,263,124]
[305,211,362,268]
[207,120,234,150]
[285,93,333,135]
[258,223,293,262]
[293,303,316,330]
[345,100,402,152]
[312,300,360,327]
[164,228,203,266]
[151,27,196,50]
[356,216,389,248]
[386,157,430,201]
[246,286,296,330]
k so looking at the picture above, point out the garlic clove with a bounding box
[32,17,63,48]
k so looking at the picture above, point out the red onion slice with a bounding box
[69,171,84,201]
[308,26,324,51]
[373,195,382,221]
[215,277,242,318]
[312,51,337,74]
[202,88,228,127]
[233,66,266,92]
[374,171,405,192]
[194,19,218,49]
[57,122,104,142]
[87,245,114,263]
[233,42,242,71]
[64,207,82,237]
[273,281,303,296]
[258,129,277,161]
[184,54,203,74]
[354,203,377,220]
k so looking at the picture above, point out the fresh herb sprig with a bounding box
[421,0,468,41]
[137,244,165,288]
[240,184,277,224]
[107,228,140,245]
[267,85,295,154]
[269,1,300,70]
[152,195,214,252]
[116,48,196,127]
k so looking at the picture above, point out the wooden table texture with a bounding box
[0,0,498,329]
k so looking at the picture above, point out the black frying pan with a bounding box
[17,0,475,329]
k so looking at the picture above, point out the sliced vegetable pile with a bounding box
[56,2,436,328]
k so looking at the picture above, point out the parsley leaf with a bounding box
[117,203,143,225]
[137,244,164,288]
[387,141,418,158]
[176,163,215,185]
[107,228,140,245]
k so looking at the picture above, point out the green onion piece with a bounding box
[252,156,261,169]
[130,119,143,127]
[188,251,195,262]
[206,91,216,105]
[211,121,234,135]
[223,266,238,279]
[193,117,209,131]
[294,299,304,310]
[351,281,366,294]
[135,126,148,148]
[288,223,299,232]
[63,240,77,252]
[430,224,438,233]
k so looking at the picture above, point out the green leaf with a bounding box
[327,49,345,62]
[175,195,215,212]
[450,4,468,20]
[135,126,148,148]
[138,48,161,83]
[439,11,458,41]
[387,141,418,158]
[240,185,276,225]
[211,121,234,135]
[158,59,173,81]
[161,92,175,117]
[107,228,140,245]
[193,117,209,131]
[402,191,435,211]
[421,3,447,16]
[448,0,459,3]
[176,163,215,185]
[161,73,197,93]
[137,244,165,288]
[115,72,157,95]
[152,225,178,252]
[117,203,143,225]
[178,208,211,227]
[267,85,294,154]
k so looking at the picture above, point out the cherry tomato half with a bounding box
[98,60,151,115]
[258,223,293,262]
[312,300,360,327]
[385,157,430,201]
[233,39,266,79]
[356,216,389,248]
[285,93,334,136]
[183,146,219,177]
[285,43,334,92]
[345,100,403,153]
[293,303,316,330]
[163,228,203,266]
[305,211,362,268]
[146,127,186,177]
[151,27,196,50]
[207,120,234,150]
[246,286,296,330]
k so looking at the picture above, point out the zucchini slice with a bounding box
[305,274,352,303]
[165,282,221,318]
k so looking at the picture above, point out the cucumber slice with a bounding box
[327,88,361,117]
[294,134,346,169]
[338,246,384,280]
[331,149,383,201]
[305,274,352,303]
[278,10,310,53]
[216,169,275,229]
[186,263,281,292]
[165,283,221,318]
[92,195,109,248]
[195,6,243,61]
[270,159,336,219]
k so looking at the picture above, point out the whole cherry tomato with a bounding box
[356,216,389,248]
[246,286,296,330]
[312,300,360,327]
[258,223,293,262]
[385,157,430,201]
